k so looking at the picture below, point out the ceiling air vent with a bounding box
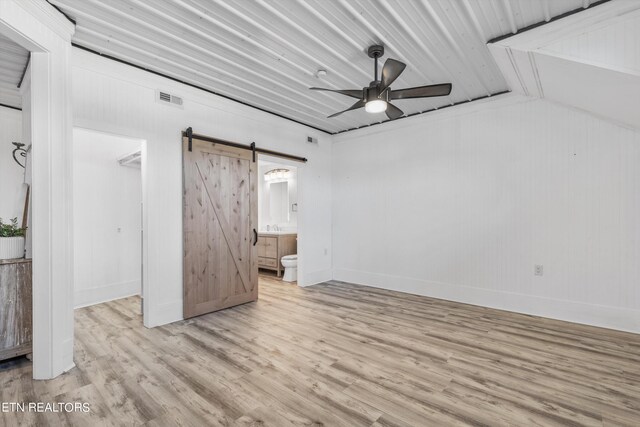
[157,90,184,108]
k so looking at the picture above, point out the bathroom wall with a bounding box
[332,93,640,333]
[0,106,24,222]
[73,128,142,308]
[258,162,298,231]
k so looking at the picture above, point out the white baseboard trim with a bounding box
[300,269,333,287]
[74,280,141,309]
[333,268,640,334]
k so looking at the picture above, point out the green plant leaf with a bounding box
[0,217,26,237]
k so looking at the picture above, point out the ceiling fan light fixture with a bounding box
[365,99,387,113]
[309,44,452,120]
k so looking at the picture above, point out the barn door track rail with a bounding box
[183,127,308,163]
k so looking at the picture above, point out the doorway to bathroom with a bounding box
[257,159,298,284]
[72,128,145,322]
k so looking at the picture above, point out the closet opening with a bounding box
[72,128,146,323]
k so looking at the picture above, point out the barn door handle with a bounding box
[253,229,258,246]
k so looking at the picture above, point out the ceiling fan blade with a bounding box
[380,59,406,92]
[328,99,365,118]
[385,103,404,120]
[390,83,452,100]
[309,87,363,99]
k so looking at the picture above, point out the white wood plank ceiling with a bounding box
[51,0,600,133]
[0,32,29,109]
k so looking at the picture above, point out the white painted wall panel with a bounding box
[0,106,23,221]
[488,3,640,131]
[332,94,640,333]
[71,48,333,327]
[532,51,640,131]
[544,8,640,73]
[73,128,142,308]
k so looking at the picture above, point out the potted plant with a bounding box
[0,217,26,260]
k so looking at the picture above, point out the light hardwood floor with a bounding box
[2,277,640,426]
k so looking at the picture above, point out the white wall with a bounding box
[544,7,640,73]
[0,106,23,221]
[332,94,640,333]
[0,0,76,379]
[71,48,333,327]
[488,2,640,130]
[73,128,142,308]
[258,161,298,231]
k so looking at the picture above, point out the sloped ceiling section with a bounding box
[0,32,29,109]
[544,6,640,72]
[52,0,598,133]
[488,1,640,130]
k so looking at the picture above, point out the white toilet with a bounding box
[281,254,298,282]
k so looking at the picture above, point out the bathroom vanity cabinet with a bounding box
[257,233,296,277]
[0,258,32,361]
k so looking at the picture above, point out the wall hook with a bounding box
[12,142,27,169]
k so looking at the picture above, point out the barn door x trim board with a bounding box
[183,127,308,163]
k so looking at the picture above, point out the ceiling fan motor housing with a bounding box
[308,43,452,120]
[365,84,389,103]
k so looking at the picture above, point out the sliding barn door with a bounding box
[183,136,258,318]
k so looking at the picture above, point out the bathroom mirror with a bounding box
[269,181,289,224]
